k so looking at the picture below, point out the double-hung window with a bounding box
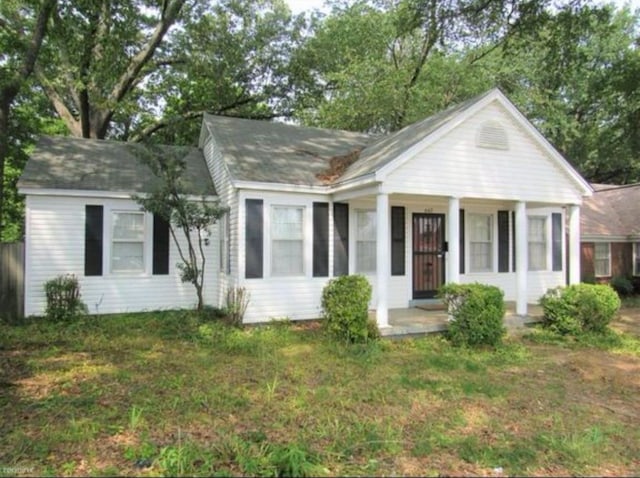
[528,216,547,271]
[111,212,145,273]
[356,210,376,273]
[469,213,493,272]
[594,242,611,277]
[271,206,304,276]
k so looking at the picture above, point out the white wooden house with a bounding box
[19,89,592,324]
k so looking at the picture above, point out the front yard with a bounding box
[1,308,640,476]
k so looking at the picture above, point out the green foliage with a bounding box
[610,275,634,297]
[540,283,621,335]
[321,275,376,344]
[43,274,87,322]
[438,283,506,347]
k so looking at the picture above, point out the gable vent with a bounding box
[476,120,509,150]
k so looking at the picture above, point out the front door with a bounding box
[412,213,446,299]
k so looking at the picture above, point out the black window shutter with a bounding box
[459,208,465,274]
[552,212,563,271]
[153,214,170,275]
[313,202,329,277]
[497,210,510,273]
[245,199,263,279]
[333,203,349,276]
[511,211,516,271]
[391,206,405,276]
[84,205,103,276]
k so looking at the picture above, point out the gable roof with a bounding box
[202,114,371,187]
[19,135,215,196]
[203,89,591,196]
[582,182,640,237]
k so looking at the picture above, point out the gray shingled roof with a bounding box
[203,90,494,186]
[582,183,640,237]
[202,114,371,186]
[19,135,215,195]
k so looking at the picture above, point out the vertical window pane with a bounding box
[111,212,145,273]
[635,243,640,276]
[528,216,546,271]
[594,242,610,277]
[469,214,492,272]
[271,206,304,276]
[356,210,376,273]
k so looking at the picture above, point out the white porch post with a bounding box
[515,201,528,316]
[376,192,390,328]
[568,204,581,285]
[447,197,460,284]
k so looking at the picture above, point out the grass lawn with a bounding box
[1,309,640,477]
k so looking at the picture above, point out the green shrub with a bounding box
[540,283,621,335]
[44,274,87,322]
[438,283,506,347]
[610,275,634,297]
[321,275,375,343]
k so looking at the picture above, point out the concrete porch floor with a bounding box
[374,302,543,337]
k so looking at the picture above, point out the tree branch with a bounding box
[107,0,187,106]
[35,68,82,136]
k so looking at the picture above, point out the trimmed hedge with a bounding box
[438,283,506,347]
[539,283,621,335]
[321,275,378,343]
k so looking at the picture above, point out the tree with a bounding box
[0,0,56,239]
[291,0,549,133]
[134,145,225,311]
[130,0,305,144]
[34,0,188,140]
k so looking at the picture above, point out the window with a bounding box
[111,212,145,273]
[469,213,493,272]
[635,243,640,276]
[594,242,611,277]
[271,206,304,276]
[219,213,230,275]
[528,216,547,271]
[356,210,376,273]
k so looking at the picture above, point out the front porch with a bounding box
[375,302,544,337]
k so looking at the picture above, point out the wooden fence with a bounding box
[0,242,25,321]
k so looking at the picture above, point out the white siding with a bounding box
[204,136,238,306]
[24,195,219,316]
[384,102,584,205]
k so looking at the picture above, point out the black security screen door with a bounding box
[412,213,445,299]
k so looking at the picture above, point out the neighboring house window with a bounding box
[356,210,376,273]
[528,216,547,271]
[594,242,611,277]
[469,213,493,272]
[111,212,145,273]
[271,206,304,276]
[635,243,640,276]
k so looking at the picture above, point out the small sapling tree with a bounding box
[133,144,225,311]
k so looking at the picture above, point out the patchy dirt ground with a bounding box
[612,306,640,335]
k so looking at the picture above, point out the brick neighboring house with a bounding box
[581,183,640,290]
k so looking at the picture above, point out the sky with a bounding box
[284,0,640,15]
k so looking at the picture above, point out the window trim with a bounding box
[110,210,147,275]
[594,242,612,278]
[355,209,377,274]
[527,215,548,272]
[468,212,494,273]
[270,204,305,278]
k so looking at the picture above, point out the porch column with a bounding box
[376,192,390,328]
[515,201,528,316]
[447,196,460,284]
[568,204,581,285]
